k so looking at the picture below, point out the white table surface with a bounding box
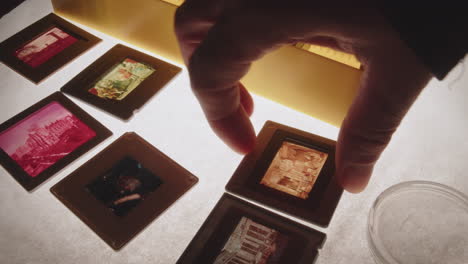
[1,1,467,263]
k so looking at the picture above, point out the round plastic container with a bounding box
[368,181,468,264]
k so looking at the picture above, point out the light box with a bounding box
[51,0,361,127]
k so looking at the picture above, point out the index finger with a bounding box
[182,2,316,153]
[175,0,261,153]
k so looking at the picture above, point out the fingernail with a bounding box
[208,106,256,155]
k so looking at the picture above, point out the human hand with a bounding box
[174,0,432,193]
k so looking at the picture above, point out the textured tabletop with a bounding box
[1,1,467,263]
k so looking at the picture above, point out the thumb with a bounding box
[336,46,432,193]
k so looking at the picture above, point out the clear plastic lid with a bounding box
[368,181,468,264]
